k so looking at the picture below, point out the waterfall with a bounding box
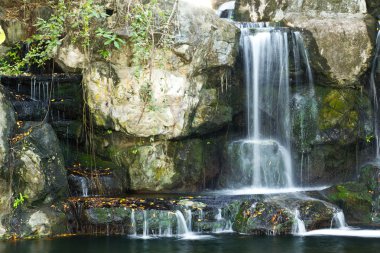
[370,31,380,159]
[142,210,150,238]
[215,209,222,221]
[175,210,191,236]
[185,209,192,231]
[131,209,137,236]
[228,23,317,189]
[331,211,347,229]
[292,209,307,235]
[233,26,294,188]
[80,177,88,197]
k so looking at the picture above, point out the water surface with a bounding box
[1,234,380,253]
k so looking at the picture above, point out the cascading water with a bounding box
[231,26,293,188]
[292,209,306,235]
[331,211,347,229]
[370,30,380,159]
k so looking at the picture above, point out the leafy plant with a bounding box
[95,28,126,60]
[13,193,28,209]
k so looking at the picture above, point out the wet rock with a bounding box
[6,204,68,238]
[359,163,380,223]
[233,199,294,235]
[232,195,339,234]
[67,172,124,197]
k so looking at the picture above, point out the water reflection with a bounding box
[1,235,380,253]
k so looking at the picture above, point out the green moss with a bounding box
[329,182,372,203]
[327,182,372,223]
[319,89,359,131]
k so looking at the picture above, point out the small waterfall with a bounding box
[80,177,88,197]
[131,209,137,236]
[31,77,36,100]
[236,26,293,188]
[331,211,347,229]
[215,209,222,221]
[292,209,306,235]
[142,210,150,238]
[185,209,192,231]
[159,212,173,237]
[213,208,234,233]
[370,31,380,159]
[175,210,191,236]
[228,23,317,189]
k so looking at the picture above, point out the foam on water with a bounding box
[213,186,330,195]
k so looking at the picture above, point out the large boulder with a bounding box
[6,204,68,238]
[102,135,224,192]
[235,0,376,87]
[232,195,338,235]
[58,0,239,139]
[291,15,375,87]
[10,123,68,204]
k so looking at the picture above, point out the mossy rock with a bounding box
[324,182,372,224]
[316,87,371,144]
[233,200,293,235]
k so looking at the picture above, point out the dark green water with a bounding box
[1,235,380,253]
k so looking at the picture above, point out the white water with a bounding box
[294,210,380,238]
[370,31,380,159]
[175,211,214,240]
[30,78,50,103]
[131,209,137,236]
[303,228,380,238]
[331,211,347,229]
[142,210,150,239]
[234,27,294,189]
[215,186,329,195]
[80,177,88,197]
[213,209,234,234]
[292,209,306,235]
[185,209,192,231]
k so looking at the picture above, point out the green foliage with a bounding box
[95,28,126,60]
[0,0,127,75]
[13,193,28,209]
[0,43,26,75]
[126,0,173,67]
